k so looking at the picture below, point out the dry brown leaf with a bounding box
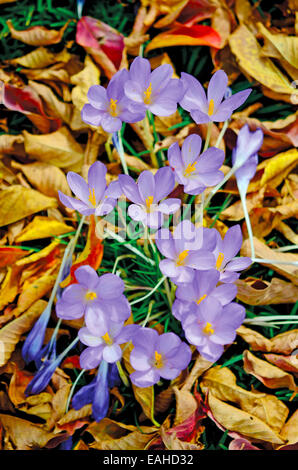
[181,354,213,392]
[258,23,298,69]
[201,366,289,433]
[221,189,265,221]
[23,126,84,172]
[0,414,56,450]
[7,19,72,46]
[8,47,72,69]
[235,277,298,305]
[0,300,47,366]
[237,326,298,355]
[264,354,298,375]
[243,350,297,392]
[280,410,298,448]
[173,387,197,426]
[160,426,203,450]
[208,393,285,444]
[259,148,298,189]
[241,237,298,285]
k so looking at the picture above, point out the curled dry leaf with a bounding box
[8,47,72,69]
[71,54,100,112]
[14,216,73,242]
[181,354,213,392]
[0,266,23,312]
[0,185,57,227]
[0,414,56,450]
[208,392,285,445]
[243,350,297,392]
[264,354,298,375]
[0,299,47,367]
[279,410,298,449]
[6,19,72,46]
[0,247,26,268]
[235,277,298,305]
[237,326,298,355]
[229,438,261,450]
[201,366,289,434]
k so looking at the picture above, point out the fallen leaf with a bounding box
[280,410,298,448]
[229,438,261,450]
[0,247,26,268]
[15,216,73,242]
[0,266,23,311]
[259,149,298,190]
[237,326,298,355]
[235,277,298,305]
[8,47,72,69]
[181,354,213,392]
[243,350,297,392]
[7,19,72,46]
[264,354,298,375]
[207,392,285,444]
[71,54,100,112]
[258,23,298,69]
[0,414,56,450]
[0,300,47,366]
[0,185,57,227]
[173,387,198,426]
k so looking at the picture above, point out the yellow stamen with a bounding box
[154,350,163,369]
[208,98,214,116]
[184,161,197,177]
[203,322,214,336]
[144,82,152,105]
[196,294,207,305]
[109,98,118,117]
[216,252,224,270]
[102,332,113,345]
[145,195,154,212]
[88,188,97,207]
[85,291,97,301]
[176,250,189,266]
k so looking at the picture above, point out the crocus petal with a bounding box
[168,142,183,172]
[155,228,175,259]
[131,328,158,355]
[55,299,84,320]
[211,327,237,345]
[172,299,191,322]
[179,72,207,112]
[103,344,122,363]
[186,250,215,270]
[156,332,181,356]
[225,257,251,271]
[199,341,224,362]
[80,346,103,369]
[95,197,117,216]
[193,268,220,297]
[181,134,202,167]
[128,203,147,222]
[195,147,225,173]
[100,114,122,133]
[166,341,192,370]
[58,191,93,215]
[97,273,124,299]
[212,283,237,306]
[130,348,152,371]
[147,210,163,229]
[150,64,173,94]
[73,265,99,290]
[67,172,90,204]
[124,80,144,103]
[190,109,210,124]
[173,266,195,284]
[138,170,155,203]
[219,271,240,283]
[92,361,109,422]
[184,323,206,347]
[87,85,109,110]
[222,225,243,261]
[212,89,251,121]
[107,68,128,101]
[159,366,180,380]
[220,303,246,329]
[88,161,107,203]
[207,70,228,109]
[154,167,175,202]
[104,297,131,323]
[158,198,181,215]
[81,103,103,127]
[130,369,160,388]
[85,305,108,335]
[159,259,180,278]
[118,174,143,204]
[149,99,177,116]
[78,327,104,347]
[129,56,151,90]
[104,180,122,199]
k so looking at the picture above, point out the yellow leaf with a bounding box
[6,19,72,46]
[208,393,285,445]
[201,366,289,433]
[0,185,57,228]
[243,350,298,392]
[23,126,84,172]
[173,387,197,426]
[0,266,23,311]
[229,24,294,98]
[0,300,47,366]
[15,216,73,242]
[258,23,298,68]
[280,410,298,447]
[16,240,61,266]
[181,354,213,392]
[259,149,298,189]
[71,55,100,111]
[8,46,72,69]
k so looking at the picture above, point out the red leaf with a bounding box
[1,82,61,133]
[0,247,25,268]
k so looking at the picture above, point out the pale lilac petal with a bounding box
[107,69,129,101]
[132,328,158,354]
[179,72,207,111]
[103,297,131,323]
[104,180,122,199]
[207,70,228,109]
[212,89,252,121]
[118,174,142,204]
[129,57,151,90]
[168,142,183,172]
[199,341,224,362]
[74,265,99,290]
[115,324,138,344]
[100,114,122,133]
[195,147,225,173]
[85,306,108,335]
[67,172,90,203]
[88,161,107,203]
[58,191,92,214]
[55,299,84,320]
[193,269,220,297]
[95,197,117,216]
[159,259,180,278]
[212,283,237,305]
[197,171,223,187]
[97,273,124,299]
[181,134,202,166]
[149,99,177,116]
[130,348,152,371]
[61,284,86,303]
[186,250,215,270]
[81,104,103,127]
[138,171,155,203]
[128,203,147,222]
[226,257,251,271]
[173,266,195,284]
[87,85,108,110]
[223,225,243,261]
[211,327,237,345]
[158,366,180,380]
[147,210,163,229]
[103,344,122,363]
[151,64,173,94]
[154,167,175,201]
[219,271,240,283]
[130,369,160,387]
[184,323,206,347]
[190,109,210,124]
[172,299,191,321]
[156,333,181,356]
[155,229,175,259]
[80,346,103,369]
[220,303,246,329]
[166,342,192,370]
[124,80,144,103]
[78,327,104,347]
[158,198,181,215]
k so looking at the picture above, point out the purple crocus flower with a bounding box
[129,328,191,387]
[124,57,184,116]
[78,320,135,366]
[81,69,146,133]
[172,269,237,323]
[182,300,246,362]
[56,266,130,324]
[58,161,121,216]
[168,134,224,195]
[211,225,251,283]
[25,350,59,396]
[155,220,216,283]
[232,124,263,193]
[118,167,181,229]
[179,70,251,124]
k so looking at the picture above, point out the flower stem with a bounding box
[141,300,155,327]
[116,360,129,387]
[239,190,255,259]
[65,368,85,413]
[203,121,212,152]
[145,112,159,168]
[151,387,160,428]
[252,258,298,266]
[105,228,155,266]
[163,277,173,308]
[116,130,129,175]
[130,275,167,306]
[204,166,236,209]
[143,224,151,258]
[215,120,229,148]
[198,191,205,226]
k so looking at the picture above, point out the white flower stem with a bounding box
[105,228,155,266]
[203,121,212,152]
[252,258,298,266]
[130,275,167,306]
[199,191,205,226]
[141,300,155,327]
[204,166,237,209]
[116,130,129,175]
[215,120,229,148]
[239,189,255,259]
[116,360,129,387]
[65,368,86,413]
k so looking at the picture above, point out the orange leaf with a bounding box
[7,19,72,46]
[0,247,26,268]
